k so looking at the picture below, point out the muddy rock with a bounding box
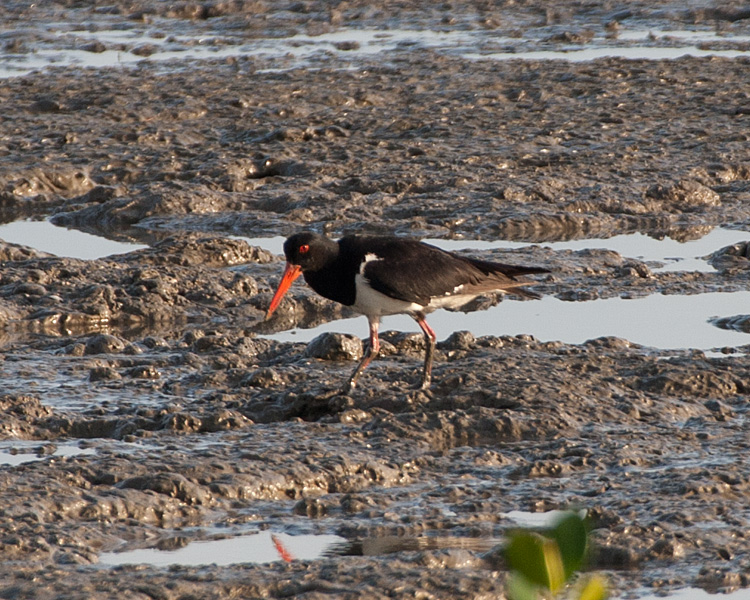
[708,240,750,273]
[0,394,53,439]
[84,334,127,355]
[118,473,213,506]
[112,233,275,267]
[243,366,285,388]
[711,314,750,333]
[88,366,122,382]
[0,241,52,261]
[636,369,740,398]
[645,179,721,212]
[305,332,364,361]
[1,167,95,200]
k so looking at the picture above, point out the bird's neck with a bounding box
[302,245,357,306]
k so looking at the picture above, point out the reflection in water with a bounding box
[712,314,750,334]
[0,441,95,466]
[326,535,502,557]
[1,218,747,268]
[263,291,750,351]
[99,531,345,567]
[0,219,146,259]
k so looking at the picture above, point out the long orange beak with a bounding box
[265,263,302,319]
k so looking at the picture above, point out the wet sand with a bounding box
[1,1,750,598]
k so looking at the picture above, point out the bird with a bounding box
[265,232,549,392]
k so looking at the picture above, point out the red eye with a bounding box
[299,244,310,254]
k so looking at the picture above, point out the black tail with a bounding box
[470,257,550,279]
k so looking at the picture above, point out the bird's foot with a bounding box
[339,378,357,396]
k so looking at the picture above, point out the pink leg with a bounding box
[346,317,380,391]
[415,314,436,389]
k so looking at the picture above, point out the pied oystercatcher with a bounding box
[265,232,549,391]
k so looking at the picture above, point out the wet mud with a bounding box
[1,1,750,598]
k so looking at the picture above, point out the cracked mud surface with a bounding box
[1,1,750,598]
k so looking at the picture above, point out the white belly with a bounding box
[352,274,424,317]
[352,274,495,317]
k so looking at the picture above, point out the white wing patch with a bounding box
[354,253,424,316]
[360,252,381,275]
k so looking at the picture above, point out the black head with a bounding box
[283,232,338,272]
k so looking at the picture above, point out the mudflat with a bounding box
[0,1,749,598]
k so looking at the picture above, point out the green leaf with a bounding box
[549,512,588,580]
[506,572,541,600]
[577,574,608,600]
[504,531,566,593]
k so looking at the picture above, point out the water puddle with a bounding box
[468,45,750,62]
[253,228,750,351]
[245,229,750,350]
[3,221,746,268]
[637,588,750,600]
[0,441,95,466]
[241,228,748,272]
[234,235,287,257]
[0,25,482,77]
[99,530,345,567]
[0,219,146,259]
[3,22,750,79]
[502,509,587,528]
[264,291,750,351]
[428,228,747,273]
[618,29,750,44]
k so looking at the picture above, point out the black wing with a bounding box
[340,236,545,306]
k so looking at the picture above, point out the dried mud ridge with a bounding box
[1,0,750,598]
